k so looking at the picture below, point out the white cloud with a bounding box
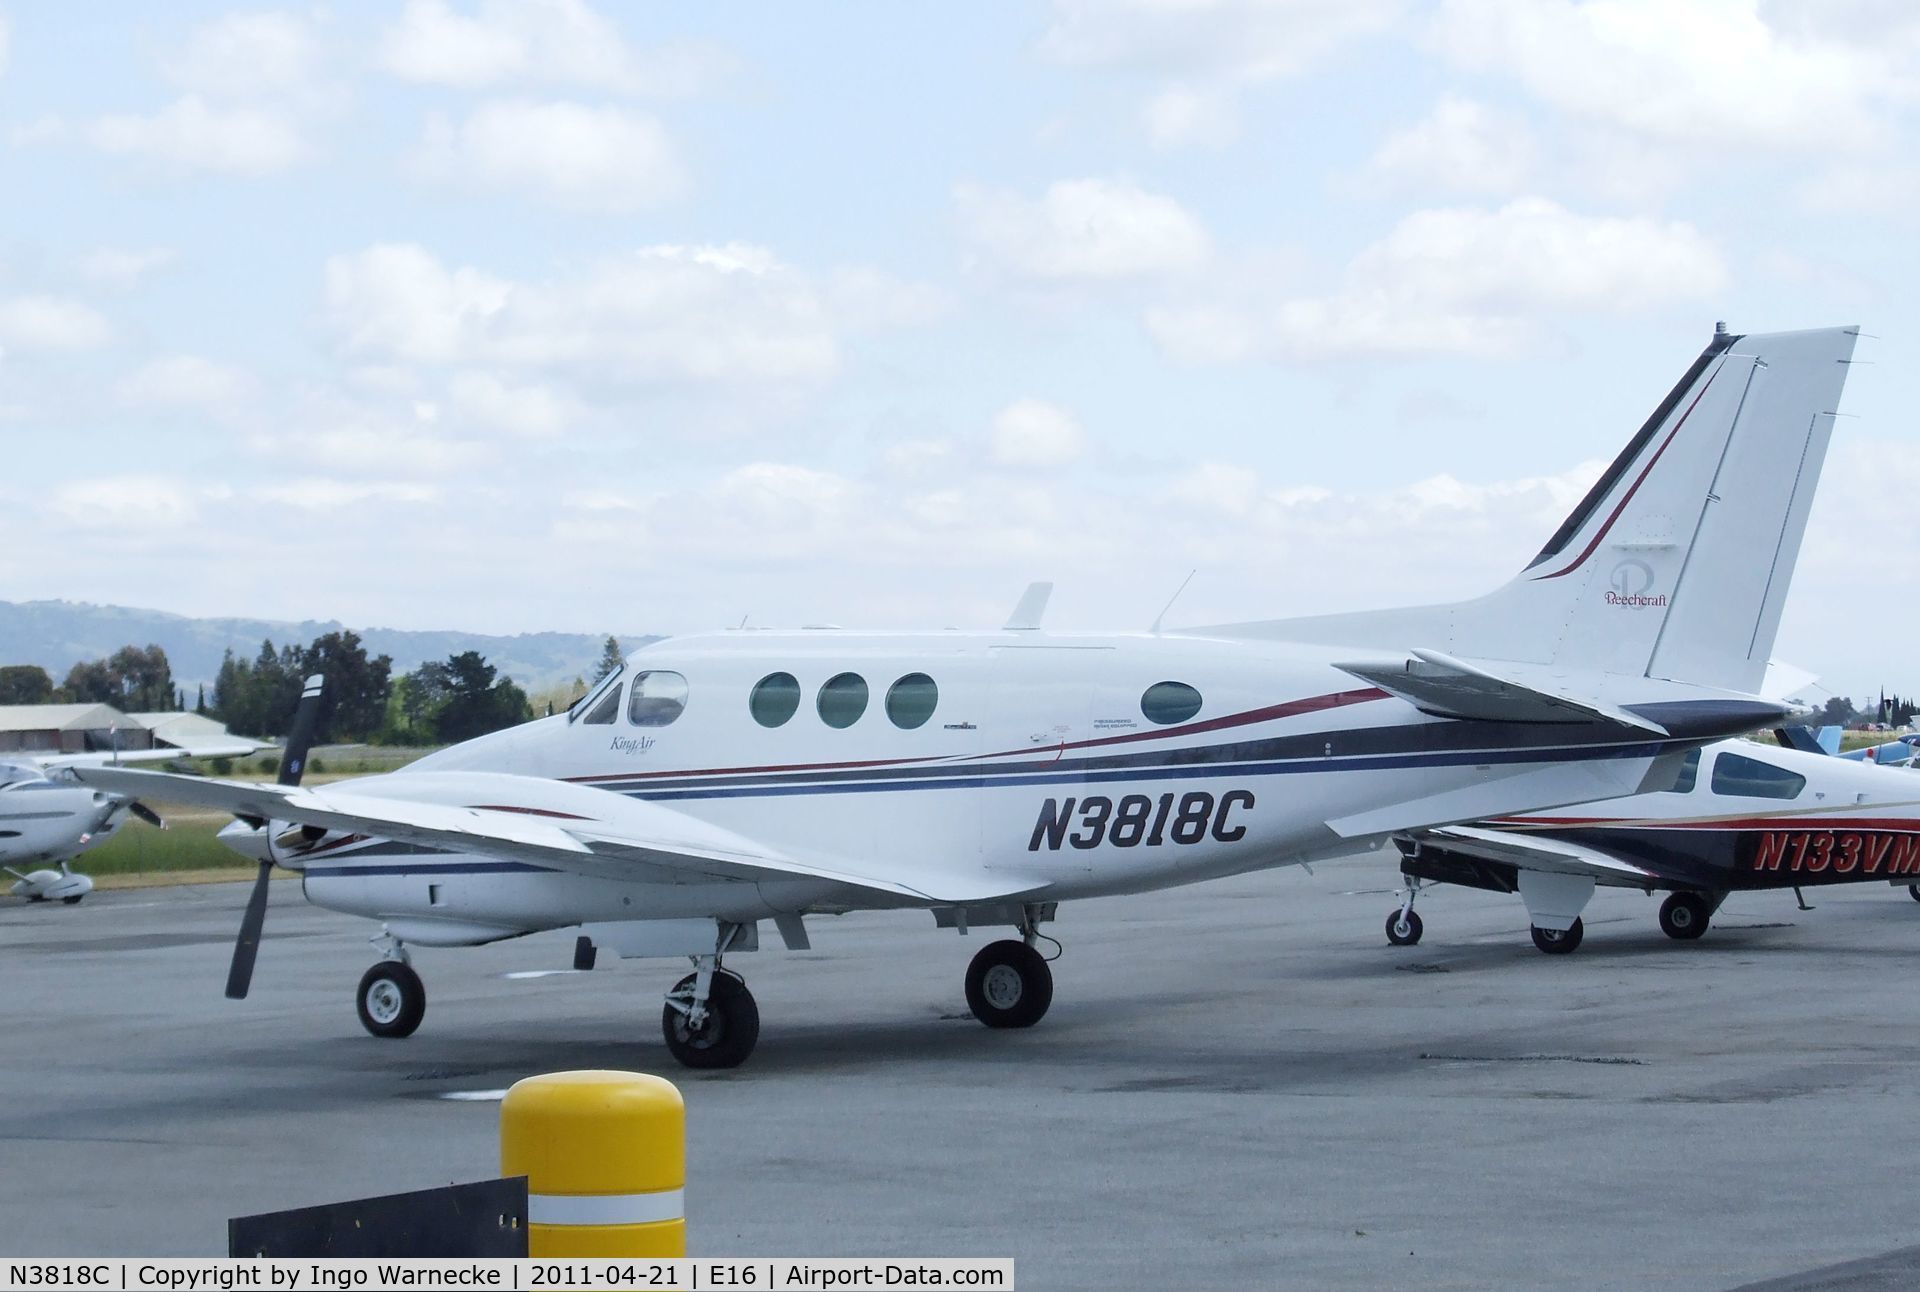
[0,295,113,351]
[956,178,1211,281]
[166,10,325,104]
[1433,0,1901,152]
[84,96,305,174]
[117,355,256,409]
[324,242,861,384]
[1147,198,1726,362]
[447,370,573,436]
[1367,96,1536,195]
[257,479,441,510]
[416,99,686,212]
[378,0,729,96]
[1042,0,1402,80]
[77,247,179,287]
[989,399,1087,468]
[49,476,202,530]
[1142,85,1239,150]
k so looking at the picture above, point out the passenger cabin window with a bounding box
[1709,752,1806,800]
[817,673,869,729]
[1664,749,1701,793]
[572,666,624,724]
[750,672,801,728]
[885,673,938,730]
[1141,680,1203,726]
[628,670,689,727]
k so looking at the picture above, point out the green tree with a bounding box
[59,645,174,710]
[296,630,393,742]
[0,664,55,705]
[594,635,624,682]
[432,651,532,743]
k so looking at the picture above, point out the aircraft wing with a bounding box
[1407,824,1658,884]
[38,741,265,772]
[67,766,1034,905]
[1335,649,1672,733]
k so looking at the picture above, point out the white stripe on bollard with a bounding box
[527,1190,686,1227]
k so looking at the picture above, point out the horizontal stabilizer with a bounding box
[1334,649,1668,733]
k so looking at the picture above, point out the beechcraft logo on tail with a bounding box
[1605,558,1667,608]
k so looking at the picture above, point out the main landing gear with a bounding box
[964,906,1056,1029]
[356,934,426,1039]
[1530,919,1584,954]
[1658,891,1713,941]
[662,923,760,1069]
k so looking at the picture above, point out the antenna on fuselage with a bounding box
[1150,569,1198,635]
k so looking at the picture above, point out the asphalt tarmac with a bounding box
[5,858,1920,1290]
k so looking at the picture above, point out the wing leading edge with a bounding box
[68,766,1038,905]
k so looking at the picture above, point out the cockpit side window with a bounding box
[1710,752,1806,800]
[628,671,690,727]
[572,665,624,725]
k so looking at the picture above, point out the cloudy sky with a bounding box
[1,1,1916,701]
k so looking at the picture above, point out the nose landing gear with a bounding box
[356,931,426,1039]
[661,922,760,1069]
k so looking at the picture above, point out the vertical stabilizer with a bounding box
[1204,325,1859,695]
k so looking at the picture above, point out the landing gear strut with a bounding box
[661,922,760,1069]
[964,905,1055,1029]
[1385,879,1424,946]
[356,936,426,1039]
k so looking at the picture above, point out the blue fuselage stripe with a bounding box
[617,741,1669,802]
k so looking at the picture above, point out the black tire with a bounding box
[1385,908,1423,946]
[1908,884,1919,903]
[965,940,1053,1029]
[355,962,426,1039]
[61,895,84,905]
[1530,918,1584,955]
[662,971,760,1069]
[1658,892,1711,941]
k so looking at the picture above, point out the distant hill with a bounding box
[0,600,659,694]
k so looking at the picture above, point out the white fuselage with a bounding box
[0,769,125,869]
[278,630,1752,945]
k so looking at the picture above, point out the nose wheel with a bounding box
[356,960,426,1038]
[662,968,759,1069]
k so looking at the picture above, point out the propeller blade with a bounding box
[279,675,326,787]
[128,800,165,829]
[225,859,273,1000]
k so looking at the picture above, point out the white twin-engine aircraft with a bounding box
[78,325,1860,1068]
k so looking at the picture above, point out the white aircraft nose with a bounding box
[216,818,272,864]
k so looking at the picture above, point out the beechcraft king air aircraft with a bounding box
[76,325,1861,1068]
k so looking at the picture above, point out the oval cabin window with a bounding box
[627,670,689,727]
[750,672,801,728]
[885,673,938,729]
[817,673,869,729]
[1140,680,1203,726]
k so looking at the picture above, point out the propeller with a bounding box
[226,673,325,1001]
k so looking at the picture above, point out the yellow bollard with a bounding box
[501,1070,686,1257]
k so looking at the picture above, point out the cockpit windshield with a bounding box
[568,666,625,723]
[0,761,47,789]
